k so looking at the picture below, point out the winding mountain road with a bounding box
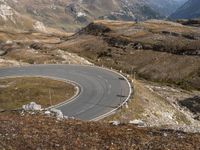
[0,65,132,121]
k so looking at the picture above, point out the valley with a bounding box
[0,0,200,149]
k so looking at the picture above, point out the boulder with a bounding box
[22,102,42,111]
[110,121,120,126]
[50,108,64,119]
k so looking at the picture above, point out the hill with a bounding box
[0,19,199,90]
[57,20,200,90]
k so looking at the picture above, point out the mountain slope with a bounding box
[0,1,34,31]
[0,0,49,32]
[170,0,200,19]
[0,0,191,32]
[145,0,187,17]
[0,0,161,32]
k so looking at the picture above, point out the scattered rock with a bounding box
[50,108,64,120]
[110,121,120,126]
[0,109,5,112]
[129,120,145,127]
[133,43,143,50]
[22,102,42,111]
[0,50,7,56]
[164,133,168,137]
[6,40,13,44]
[44,111,51,115]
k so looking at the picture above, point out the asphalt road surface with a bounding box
[0,65,131,120]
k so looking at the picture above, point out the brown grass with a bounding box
[105,79,191,126]
[0,112,200,150]
[0,77,75,110]
[58,20,200,90]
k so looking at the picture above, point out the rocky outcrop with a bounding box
[78,23,111,36]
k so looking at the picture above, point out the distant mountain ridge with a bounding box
[0,0,160,32]
[0,0,188,32]
[170,0,200,19]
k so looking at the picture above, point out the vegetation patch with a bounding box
[61,20,200,90]
[1,112,200,150]
[0,77,76,110]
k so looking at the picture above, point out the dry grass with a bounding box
[58,20,200,90]
[1,20,199,90]
[6,49,63,64]
[0,77,75,110]
[0,112,200,150]
[105,79,191,126]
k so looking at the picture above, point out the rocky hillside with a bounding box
[170,0,200,19]
[0,0,161,32]
[0,0,35,32]
[0,0,190,32]
[0,0,64,33]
